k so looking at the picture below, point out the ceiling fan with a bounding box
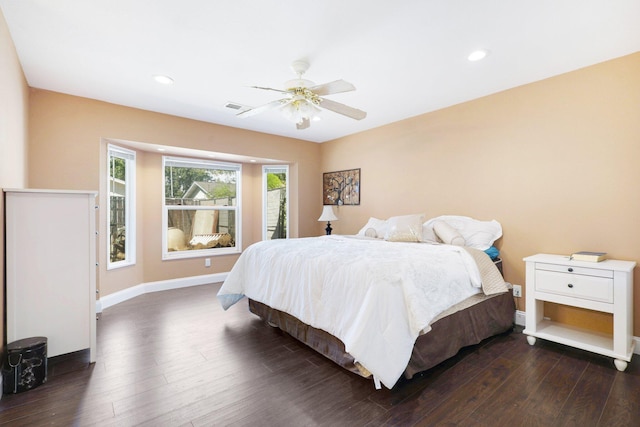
[237,60,367,130]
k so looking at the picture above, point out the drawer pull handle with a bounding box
[568,268,574,272]
[568,283,574,288]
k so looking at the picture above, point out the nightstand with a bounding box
[523,254,636,371]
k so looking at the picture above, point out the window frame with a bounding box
[262,165,289,240]
[107,144,136,270]
[162,156,242,260]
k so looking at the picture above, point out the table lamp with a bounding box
[318,206,338,235]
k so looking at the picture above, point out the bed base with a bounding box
[248,291,515,384]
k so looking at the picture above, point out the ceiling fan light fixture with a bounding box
[281,99,321,124]
[280,102,302,123]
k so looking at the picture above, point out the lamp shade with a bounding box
[318,205,338,222]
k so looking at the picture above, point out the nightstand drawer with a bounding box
[535,269,613,303]
[535,262,613,279]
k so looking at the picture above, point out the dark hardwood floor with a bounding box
[1,283,639,426]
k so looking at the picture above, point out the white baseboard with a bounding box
[515,309,640,356]
[515,310,526,327]
[97,272,229,312]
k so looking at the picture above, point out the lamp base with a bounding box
[325,221,332,235]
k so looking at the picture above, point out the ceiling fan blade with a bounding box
[296,117,310,130]
[237,99,287,118]
[318,98,367,120]
[309,79,355,96]
[249,85,289,94]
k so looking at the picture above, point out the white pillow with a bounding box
[433,221,465,246]
[357,217,388,239]
[364,228,378,238]
[421,223,439,243]
[423,215,502,250]
[384,214,424,242]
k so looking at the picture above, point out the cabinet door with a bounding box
[5,190,96,359]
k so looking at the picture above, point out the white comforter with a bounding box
[217,235,484,389]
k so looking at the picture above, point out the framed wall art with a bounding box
[323,168,360,205]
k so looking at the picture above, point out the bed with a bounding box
[217,215,515,389]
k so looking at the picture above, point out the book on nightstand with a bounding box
[570,251,607,262]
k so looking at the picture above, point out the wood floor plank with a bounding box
[370,336,527,426]
[141,358,344,426]
[500,349,589,426]
[2,283,639,427]
[107,339,340,425]
[460,347,560,426]
[412,356,519,426]
[555,360,617,426]
[598,369,640,426]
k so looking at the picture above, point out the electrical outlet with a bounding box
[205,258,211,268]
[512,284,522,298]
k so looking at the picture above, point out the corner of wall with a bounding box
[1,5,30,387]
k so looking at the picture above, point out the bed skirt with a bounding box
[248,290,515,382]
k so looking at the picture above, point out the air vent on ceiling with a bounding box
[225,102,243,110]
[224,102,250,114]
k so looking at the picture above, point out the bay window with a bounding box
[163,156,241,259]
[108,144,136,269]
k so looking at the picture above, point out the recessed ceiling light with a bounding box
[468,49,489,62]
[154,75,174,85]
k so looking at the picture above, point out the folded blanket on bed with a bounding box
[217,235,507,389]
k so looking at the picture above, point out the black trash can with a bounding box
[3,337,48,394]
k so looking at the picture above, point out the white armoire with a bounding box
[4,189,97,362]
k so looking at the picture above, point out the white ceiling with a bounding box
[2,0,640,144]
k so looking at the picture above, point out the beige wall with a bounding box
[28,90,322,297]
[321,52,640,334]
[0,8,29,359]
[4,3,640,349]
